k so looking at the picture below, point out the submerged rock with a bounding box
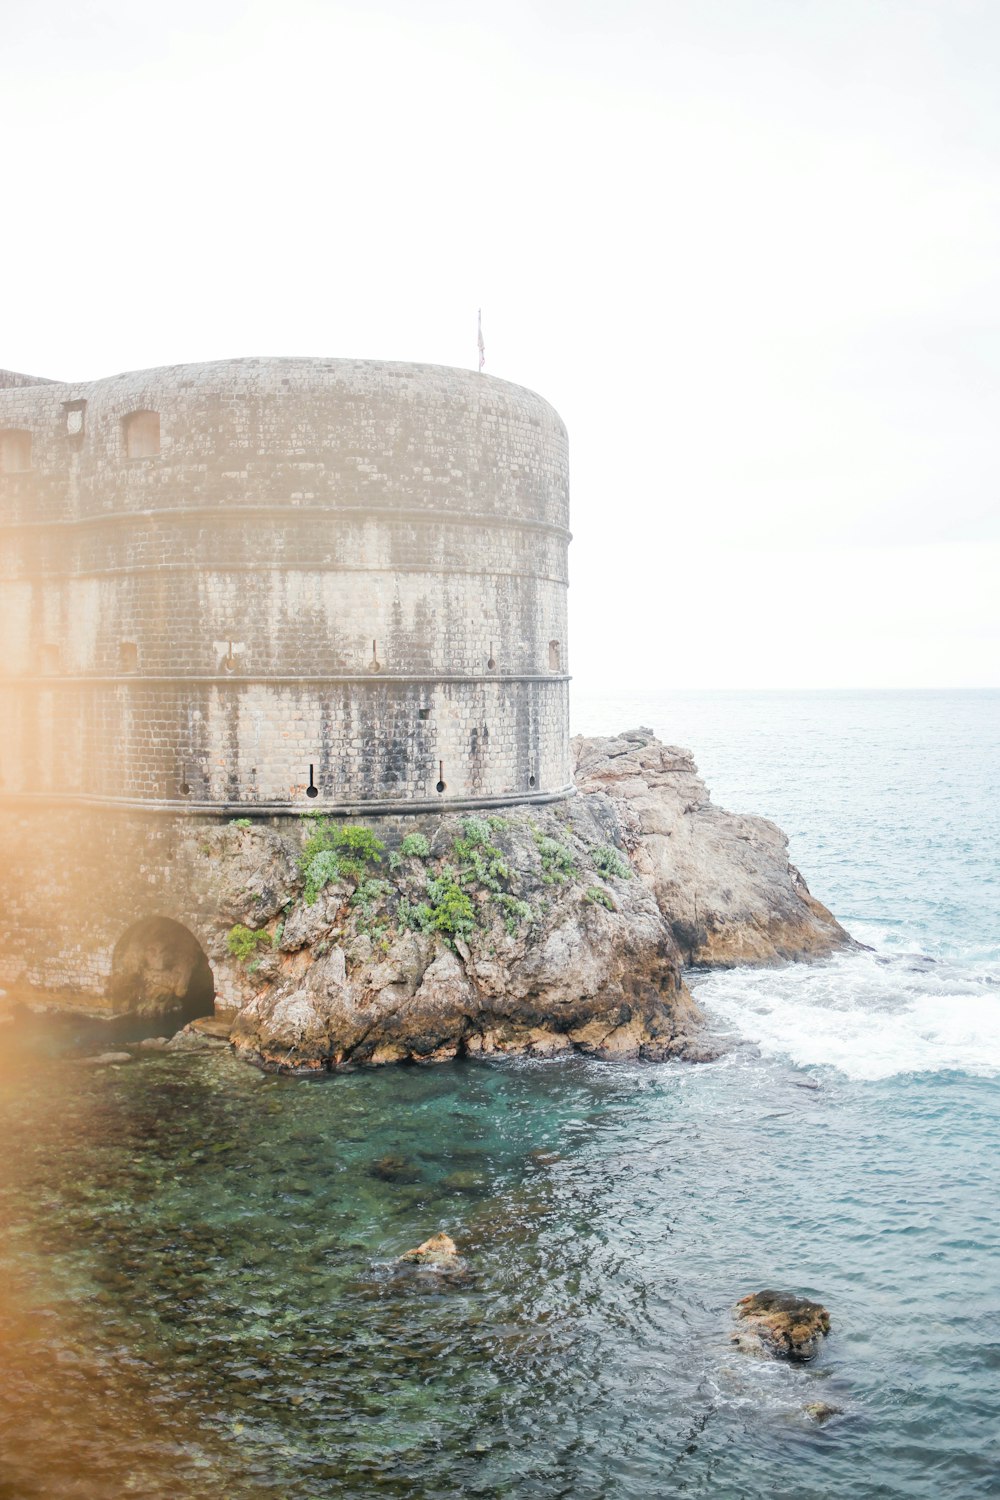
[732,1290,832,1361]
[398,1233,460,1268]
[82,1051,133,1067]
[166,1024,231,1052]
[803,1401,843,1423]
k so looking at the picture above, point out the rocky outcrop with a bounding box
[398,1233,461,1268]
[732,1290,832,1360]
[572,729,851,966]
[76,728,850,1071]
[225,798,702,1071]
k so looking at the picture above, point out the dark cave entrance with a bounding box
[109,917,215,1032]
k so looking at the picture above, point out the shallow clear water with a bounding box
[1,690,998,1498]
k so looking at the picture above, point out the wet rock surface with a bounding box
[732,1290,832,1361]
[398,1232,461,1268]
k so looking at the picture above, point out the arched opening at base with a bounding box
[110,917,215,1030]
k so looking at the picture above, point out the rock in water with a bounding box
[732,1290,831,1360]
[573,729,852,966]
[803,1402,843,1423]
[82,1051,133,1067]
[209,727,854,1071]
[398,1233,460,1267]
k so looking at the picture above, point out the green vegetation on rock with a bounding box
[226,924,272,962]
[533,830,577,884]
[583,885,616,911]
[593,844,632,881]
[399,831,431,859]
[300,821,386,903]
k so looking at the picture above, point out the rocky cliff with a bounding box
[196,729,849,1071]
[572,729,851,966]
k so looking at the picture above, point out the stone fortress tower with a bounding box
[0,357,571,1016]
[0,357,571,814]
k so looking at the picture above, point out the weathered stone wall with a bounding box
[0,358,571,812]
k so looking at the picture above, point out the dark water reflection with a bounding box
[1,1015,997,1498]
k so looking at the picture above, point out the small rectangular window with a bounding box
[123,410,160,458]
[0,430,32,472]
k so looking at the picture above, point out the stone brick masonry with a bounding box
[0,357,572,1004]
[0,357,571,812]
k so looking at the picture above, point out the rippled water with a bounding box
[2,690,998,1498]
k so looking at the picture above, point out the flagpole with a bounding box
[477,308,485,374]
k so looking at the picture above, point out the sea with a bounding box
[0,689,997,1499]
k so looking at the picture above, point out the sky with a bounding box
[3,0,998,689]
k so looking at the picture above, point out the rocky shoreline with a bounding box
[1,729,851,1071]
[204,729,850,1071]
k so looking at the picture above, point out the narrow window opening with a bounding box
[223,639,237,673]
[119,641,138,672]
[418,707,431,721]
[123,410,160,459]
[179,767,191,796]
[548,639,561,671]
[436,761,446,794]
[529,774,537,788]
[0,430,32,473]
[369,638,381,672]
[306,764,319,798]
[63,399,86,438]
[486,640,496,671]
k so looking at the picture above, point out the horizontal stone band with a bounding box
[0,501,572,542]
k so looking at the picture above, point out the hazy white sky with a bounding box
[4,0,998,688]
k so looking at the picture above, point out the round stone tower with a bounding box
[0,358,572,814]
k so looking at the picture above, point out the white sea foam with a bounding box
[693,948,1000,1081]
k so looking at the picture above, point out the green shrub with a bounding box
[351,877,393,916]
[593,844,631,881]
[494,893,535,935]
[424,866,476,942]
[303,850,344,905]
[299,821,386,903]
[397,896,435,933]
[533,831,577,884]
[452,817,513,895]
[583,885,616,911]
[226,924,272,962]
[399,831,431,859]
[229,817,252,829]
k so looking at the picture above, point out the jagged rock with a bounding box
[732,1290,832,1360]
[803,1402,843,1423]
[398,1233,460,1267]
[210,729,853,1071]
[187,823,300,926]
[166,1024,231,1052]
[572,729,852,966]
[230,796,701,1071]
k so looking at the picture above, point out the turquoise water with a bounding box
[1,690,998,1498]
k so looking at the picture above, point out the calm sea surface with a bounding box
[1,690,997,1498]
